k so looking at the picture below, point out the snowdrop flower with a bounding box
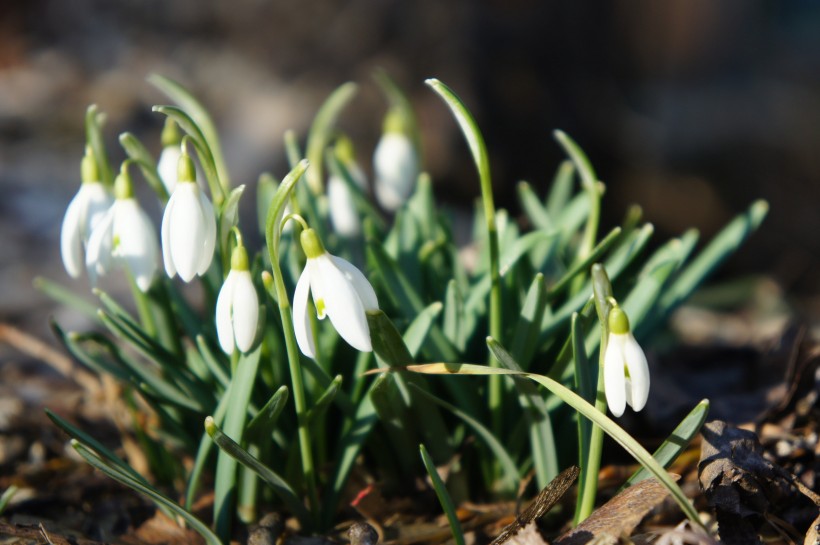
[161,149,216,282]
[157,118,182,194]
[603,306,650,417]
[85,163,159,292]
[293,227,378,358]
[328,136,367,236]
[215,240,259,354]
[373,108,418,211]
[60,147,114,279]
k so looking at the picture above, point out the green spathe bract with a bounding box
[42,76,767,544]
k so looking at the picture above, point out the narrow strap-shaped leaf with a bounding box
[544,226,622,301]
[419,444,466,545]
[119,132,168,201]
[71,440,222,545]
[307,375,343,425]
[34,277,99,320]
[214,347,261,540]
[510,273,548,370]
[410,384,520,493]
[367,240,458,361]
[53,325,130,384]
[85,105,113,186]
[443,279,466,351]
[149,74,230,190]
[205,416,309,525]
[185,384,233,510]
[659,200,768,316]
[305,82,358,194]
[624,399,709,487]
[403,302,444,358]
[0,485,17,516]
[518,181,553,231]
[152,105,222,204]
[196,335,231,388]
[245,385,289,441]
[545,160,575,220]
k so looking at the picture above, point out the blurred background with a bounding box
[2,0,820,339]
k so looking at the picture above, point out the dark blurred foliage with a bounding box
[2,0,820,325]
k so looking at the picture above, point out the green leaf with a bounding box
[85,104,113,187]
[34,277,99,321]
[265,160,309,266]
[214,347,261,540]
[624,399,709,487]
[545,160,575,220]
[119,132,168,201]
[205,416,309,525]
[410,384,520,493]
[152,105,223,205]
[518,181,553,231]
[510,273,548,369]
[659,200,768,316]
[403,302,444,358]
[305,82,358,194]
[245,385,289,441]
[71,440,223,545]
[419,444,466,545]
[149,74,230,189]
[553,130,596,191]
[0,485,18,516]
[545,226,622,301]
[257,173,278,236]
[307,375,343,425]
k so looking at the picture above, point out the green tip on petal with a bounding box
[161,117,182,147]
[300,228,326,259]
[231,244,249,271]
[608,306,630,335]
[334,134,356,165]
[81,146,99,183]
[177,150,196,183]
[114,163,134,199]
[382,107,411,135]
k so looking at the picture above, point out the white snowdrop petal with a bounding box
[169,185,203,282]
[624,336,650,412]
[307,260,327,320]
[85,208,114,288]
[215,272,236,354]
[196,189,217,276]
[603,335,627,418]
[60,195,85,278]
[329,255,378,310]
[231,271,259,353]
[160,192,177,278]
[292,269,316,358]
[117,201,159,292]
[316,256,371,352]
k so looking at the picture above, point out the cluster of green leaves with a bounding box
[41,74,766,544]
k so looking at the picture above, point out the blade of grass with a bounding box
[419,444,466,545]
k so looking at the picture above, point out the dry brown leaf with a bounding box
[553,477,673,545]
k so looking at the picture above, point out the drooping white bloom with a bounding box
[60,149,114,279]
[328,138,367,236]
[215,244,259,354]
[373,109,418,211]
[85,168,159,292]
[293,228,378,358]
[161,151,216,282]
[603,306,650,417]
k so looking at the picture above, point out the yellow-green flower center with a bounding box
[300,228,326,259]
[608,306,630,335]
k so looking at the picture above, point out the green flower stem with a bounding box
[264,161,318,526]
[425,78,503,435]
[575,264,614,523]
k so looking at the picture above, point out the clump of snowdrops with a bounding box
[40,72,767,544]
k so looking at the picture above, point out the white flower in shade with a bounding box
[293,228,378,358]
[373,109,418,211]
[157,118,182,194]
[60,148,114,279]
[161,151,216,282]
[328,137,367,236]
[603,306,650,417]
[216,244,259,354]
[85,166,159,292]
